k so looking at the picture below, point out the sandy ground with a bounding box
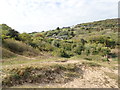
[35,67,118,88]
[11,63,118,88]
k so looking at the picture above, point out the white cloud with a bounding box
[0,0,119,33]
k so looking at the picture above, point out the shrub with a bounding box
[100,47,111,56]
[51,39,61,48]
[85,49,90,56]
[43,43,54,51]
[84,44,91,56]
[74,43,84,55]
[60,42,72,51]
[54,49,71,58]
[59,49,70,58]
[19,33,32,44]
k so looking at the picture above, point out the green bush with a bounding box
[19,33,32,44]
[54,49,71,58]
[100,47,111,56]
[59,49,70,58]
[43,43,54,51]
[52,39,61,48]
[74,43,84,55]
[60,42,72,51]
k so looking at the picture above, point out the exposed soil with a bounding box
[33,67,118,88]
[56,67,118,88]
[2,60,118,88]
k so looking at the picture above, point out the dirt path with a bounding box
[15,54,36,60]
[59,67,118,88]
[33,67,118,88]
[3,60,80,69]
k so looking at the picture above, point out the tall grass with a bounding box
[2,39,40,57]
[1,47,16,59]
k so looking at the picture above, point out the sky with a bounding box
[0,0,119,33]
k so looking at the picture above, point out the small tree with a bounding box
[56,27,60,30]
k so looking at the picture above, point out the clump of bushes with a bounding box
[74,43,84,55]
[53,49,73,58]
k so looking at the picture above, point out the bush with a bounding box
[74,43,84,55]
[53,49,71,58]
[85,49,90,56]
[19,33,32,44]
[100,47,111,56]
[59,49,71,58]
[60,42,72,51]
[52,40,61,48]
[43,43,54,51]
[84,44,91,56]
[89,35,116,48]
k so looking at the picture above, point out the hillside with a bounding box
[43,18,118,40]
[1,18,119,88]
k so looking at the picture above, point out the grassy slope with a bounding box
[44,18,117,39]
[1,47,16,59]
[2,39,41,59]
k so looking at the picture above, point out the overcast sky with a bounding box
[0,0,119,33]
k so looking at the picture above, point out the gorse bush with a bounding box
[41,42,54,51]
[58,49,70,58]
[74,43,84,55]
[60,42,72,51]
[53,48,72,58]
[100,47,111,56]
[52,39,61,48]
[19,33,32,44]
[89,35,116,48]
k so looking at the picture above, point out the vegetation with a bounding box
[2,63,83,87]
[1,47,16,59]
[1,18,118,88]
[2,39,40,57]
[1,18,118,60]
